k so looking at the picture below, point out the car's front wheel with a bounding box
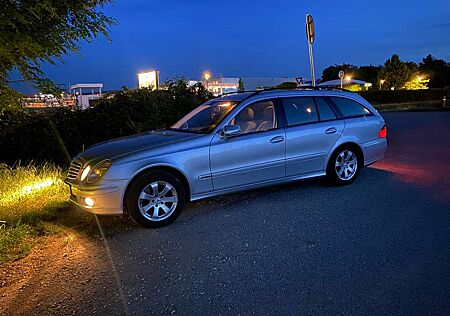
[327,147,361,185]
[125,170,186,228]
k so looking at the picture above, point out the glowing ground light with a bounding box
[21,179,56,194]
[84,197,95,207]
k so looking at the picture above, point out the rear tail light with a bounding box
[379,125,387,138]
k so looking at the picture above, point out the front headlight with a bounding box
[81,160,112,184]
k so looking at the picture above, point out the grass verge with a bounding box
[0,163,130,264]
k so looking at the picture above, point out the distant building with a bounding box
[189,75,316,96]
[318,79,372,91]
[240,77,316,90]
[240,77,296,90]
[70,83,103,109]
[23,93,75,108]
[204,77,239,96]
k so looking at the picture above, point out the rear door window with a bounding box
[281,97,319,126]
[330,97,371,118]
[314,97,337,121]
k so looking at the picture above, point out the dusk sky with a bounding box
[42,0,450,91]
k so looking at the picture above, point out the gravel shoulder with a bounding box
[0,235,126,315]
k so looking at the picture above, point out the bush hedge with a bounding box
[359,89,448,105]
[1,84,448,167]
[0,80,211,167]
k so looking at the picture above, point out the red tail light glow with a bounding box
[379,125,387,138]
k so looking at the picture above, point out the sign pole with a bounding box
[308,39,315,87]
[339,70,345,89]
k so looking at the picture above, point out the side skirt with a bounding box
[191,171,326,201]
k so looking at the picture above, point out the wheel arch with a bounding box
[122,164,191,213]
[326,142,365,170]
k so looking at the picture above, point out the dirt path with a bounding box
[0,235,126,315]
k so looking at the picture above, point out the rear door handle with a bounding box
[325,127,337,134]
[269,136,284,143]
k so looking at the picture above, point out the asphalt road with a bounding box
[97,112,450,315]
[0,112,450,315]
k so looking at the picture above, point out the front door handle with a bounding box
[325,127,337,134]
[269,136,284,143]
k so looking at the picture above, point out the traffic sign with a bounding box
[306,14,315,44]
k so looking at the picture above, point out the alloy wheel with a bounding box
[335,150,358,181]
[138,181,178,221]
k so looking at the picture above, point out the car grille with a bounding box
[67,158,84,180]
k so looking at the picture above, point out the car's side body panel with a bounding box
[284,120,345,176]
[209,128,286,190]
[65,90,388,216]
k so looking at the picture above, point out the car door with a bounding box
[282,96,345,177]
[209,99,286,191]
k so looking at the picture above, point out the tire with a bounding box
[125,170,186,228]
[327,146,361,186]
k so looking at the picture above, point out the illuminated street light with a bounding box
[345,76,352,81]
[417,76,422,82]
[379,79,385,90]
[203,71,211,90]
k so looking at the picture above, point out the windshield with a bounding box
[170,101,237,133]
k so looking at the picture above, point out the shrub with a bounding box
[0,80,212,166]
[0,111,71,166]
[359,89,448,105]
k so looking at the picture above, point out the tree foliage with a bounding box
[321,64,359,82]
[238,78,245,91]
[275,82,298,89]
[321,64,381,86]
[419,54,450,88]
[0,80,213,166]
[321,54,449,90]
[379,54,410,90]
[0,0,116,91]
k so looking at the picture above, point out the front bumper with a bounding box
[65,179,128,215]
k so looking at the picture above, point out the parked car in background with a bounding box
[65,89,388,227]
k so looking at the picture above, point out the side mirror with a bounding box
[222,125,241,138]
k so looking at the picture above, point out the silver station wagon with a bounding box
[65,89,387,227]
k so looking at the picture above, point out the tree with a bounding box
[419,54,450,88]
[379,54,410,90]
[321,64,358,82]
[238,78,245,91]
[358,66,382,86]
[275,82,297,89]
[0,0,116,97]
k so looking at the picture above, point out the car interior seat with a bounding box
[234,107,257,133]
[257,105,275,131]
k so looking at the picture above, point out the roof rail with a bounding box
[219,86,350,100]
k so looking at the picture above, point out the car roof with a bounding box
[211,89,362,102]
[208,89,379,116]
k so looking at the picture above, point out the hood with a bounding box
[79,130,202,162]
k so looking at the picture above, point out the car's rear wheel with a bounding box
[126,170,185,228]
[327,147,360,185]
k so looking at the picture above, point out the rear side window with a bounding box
[330,97,371,118]
[314,97,337,121]
[281,97,319,126]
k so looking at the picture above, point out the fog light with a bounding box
[84,197,95,207]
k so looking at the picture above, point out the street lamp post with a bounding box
[203,72,211,90]
[379,79,385,90]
